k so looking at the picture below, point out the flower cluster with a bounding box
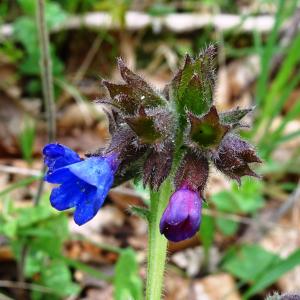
[43,45,261,241]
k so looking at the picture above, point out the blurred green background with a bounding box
[0,0,300,299]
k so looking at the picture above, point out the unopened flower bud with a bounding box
[160,188,202,242]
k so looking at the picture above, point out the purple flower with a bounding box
[43,143,119,225]
[159,188,202,242]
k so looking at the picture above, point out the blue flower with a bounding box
[43,143,119,225]
[159,188,202,242]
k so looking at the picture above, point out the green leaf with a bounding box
[114,249,143,300]
[245,249,300,298]
[45,2,67,30]
[25,250,46,278]
[27,214,69,257]
[20,46,64,76]
[13,17,38,54]
[38,260,80,299]
[222,244,281,282]
[1,220,18,238]
[17,0,36,15]
[148,4,175,16]
[216,218,238,236]
[17,205,54,228]
[211,178,264,214]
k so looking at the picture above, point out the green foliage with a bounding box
[19,116,36,164]
[0,41,23,62]
[211,179,264,235]
[0,2,9,20]
[13,0,66,95]
[252,0,300,161]
[32,260,80,300]
[222,244,281,282]
[17,0,36,16]
[94,0,132,27]
[216,217,238,236]
[212,178,264,214]
[223,245,300,298]
[114,248,143,300]
[2,0,300,299]
[0,194,80,299]
[148,4,176,16]
[245,249,300,298]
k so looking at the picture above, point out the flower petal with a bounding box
[73,186,107,225]
[162,218,197,242]
[43,143,81,173]
[67,157,114,187]
[45,167,76,184]
[161,190,192,226]
[50,180,84,211]
[72,158,115,225]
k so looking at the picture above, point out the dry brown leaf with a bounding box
[191,273,241,300]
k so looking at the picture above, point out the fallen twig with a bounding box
[0,12,277,39]
[0,165,41,176]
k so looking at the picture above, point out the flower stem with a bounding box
[34,0,56,206]
[146,179,172,300]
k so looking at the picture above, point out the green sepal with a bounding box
[125,114,162,144]
[188,105,230,149]
[220,107,254,126]
[117,58,166,108]
[182,74,212,115]
[169,45,216,117]
[100,59,167,116]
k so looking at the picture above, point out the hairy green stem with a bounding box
[146,179,172,300]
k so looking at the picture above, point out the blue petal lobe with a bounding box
[43,143,81,173]
[45,167,76,184]
[50,180,83,211]
[73,167,114,225]
[73,188,104,225]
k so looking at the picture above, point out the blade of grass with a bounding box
[258,71,300,147]
[0,176,41,198]
[256,0,285,106]
[245,249,300,298]
[278,129,300,143]
[265,99,300,152]
[262,33,300,120]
